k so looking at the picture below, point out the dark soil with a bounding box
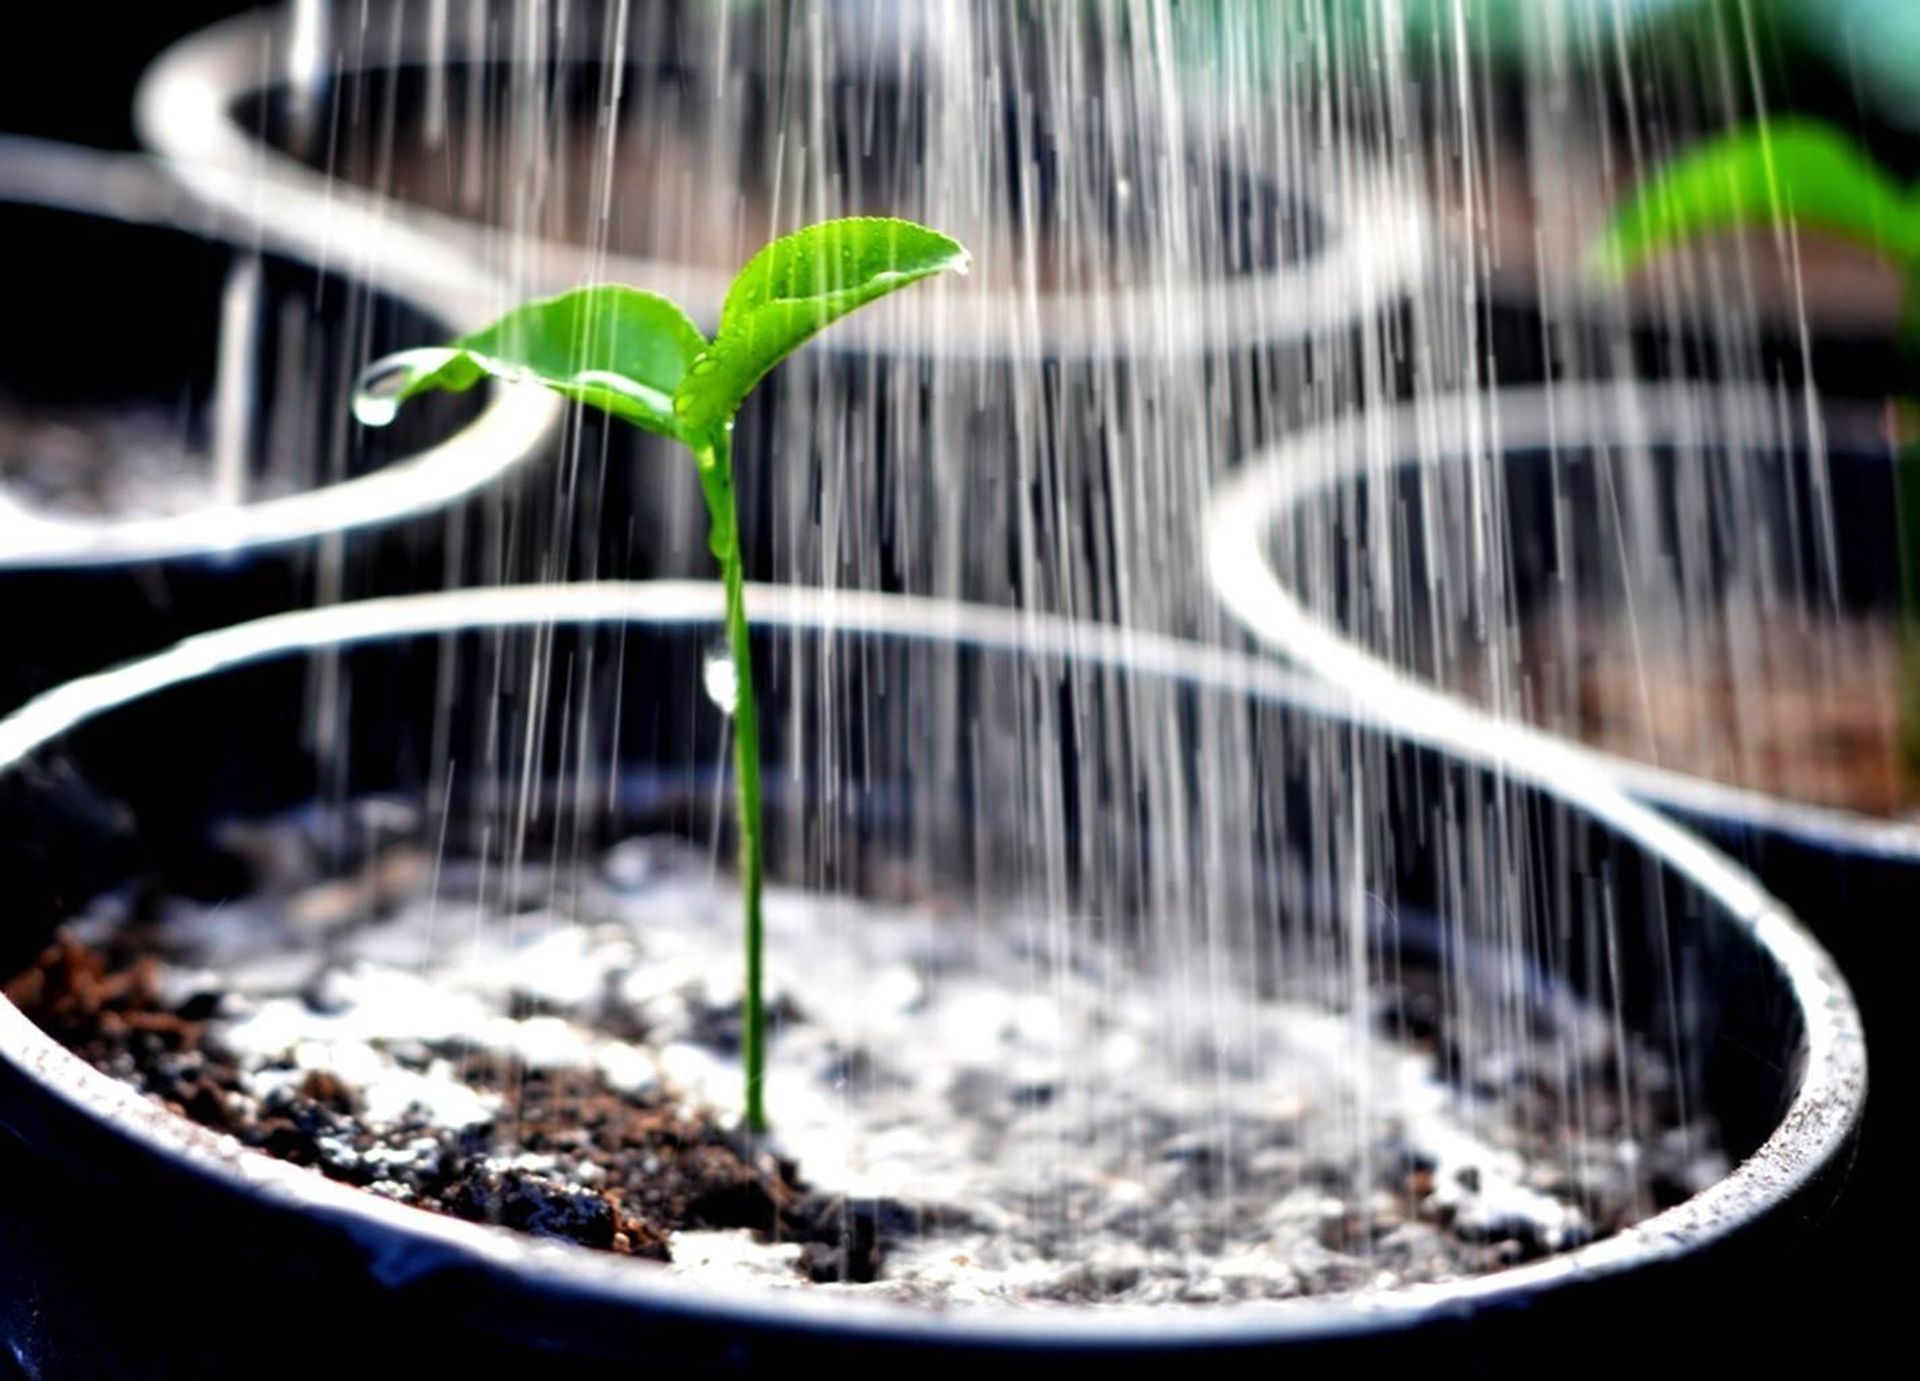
[1475,608,1919,819]
[4,932,905,1280]
[0,398,216,523]
[5,916,1713,1299]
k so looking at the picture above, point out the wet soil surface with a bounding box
[1464,607,1920,819]
[0,399,222,524]
[5,820,1722,1307]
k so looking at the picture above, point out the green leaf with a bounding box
[671,217,969,440]
[363,285,707,440]
[1591,118,1920,283]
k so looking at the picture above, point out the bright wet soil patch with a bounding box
[6,820,1722,1307]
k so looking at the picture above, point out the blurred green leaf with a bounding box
[1592,118,1920,283]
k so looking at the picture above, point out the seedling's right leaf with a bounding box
[1591,118,1920,281]
[672,217,968,439]
[362,285,707,439]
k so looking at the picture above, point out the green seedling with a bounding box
[1595,116,1920,790]
[355,217,969,1131]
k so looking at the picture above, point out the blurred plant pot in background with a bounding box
[1210,381,1920,889]
[137,0,1428,630]
[0,137,555,712]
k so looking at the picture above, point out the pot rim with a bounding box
[1205,379,1920,860]
[132,4,1430,364]
[0,581,1866,1350]
[0,135,557,569]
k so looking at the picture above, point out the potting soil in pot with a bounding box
[6,805,1722,1308]
[0,395,291,525]
[1463,603,1920,820]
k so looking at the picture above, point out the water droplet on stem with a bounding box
[703,646,739,716]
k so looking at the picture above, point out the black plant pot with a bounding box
[0,137,556,713]
[0,582,1864,1374]
[1207,379,1908,1334]
[137,1,1427,623]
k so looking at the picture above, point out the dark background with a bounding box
[0,4,253,149]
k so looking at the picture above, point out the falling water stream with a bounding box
[9,0,1889,1306]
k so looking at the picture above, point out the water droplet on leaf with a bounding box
[352,391,399,428]
[352,348,460,427]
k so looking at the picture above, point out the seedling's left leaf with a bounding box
[672,217,968,438]
[360,285,707,440]
[1591,118,1920,281]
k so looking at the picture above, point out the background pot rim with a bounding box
[0,580,1866,1350]
[133,3,1431,364]
[1206,379,1920,861]
[0,134,558,569]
